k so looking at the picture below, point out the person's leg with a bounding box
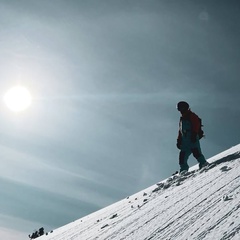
[191,141,208,169]
[179,148,191,172]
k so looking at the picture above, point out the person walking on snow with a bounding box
[176,101,208,172]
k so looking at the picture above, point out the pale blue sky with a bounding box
[0,0,240,239]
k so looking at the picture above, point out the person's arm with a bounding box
[177,119,182,149]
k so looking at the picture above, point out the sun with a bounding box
[4,86,32,112]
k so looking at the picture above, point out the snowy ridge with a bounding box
[39,144,240,240]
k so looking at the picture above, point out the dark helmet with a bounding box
[177,101,189,111]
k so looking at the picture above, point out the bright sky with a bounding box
[0,0,240,239]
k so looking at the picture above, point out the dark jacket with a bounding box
[177,110,200,143]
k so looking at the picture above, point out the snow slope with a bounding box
[39,144,240,240]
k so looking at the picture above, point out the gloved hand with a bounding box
[191,132,197,143]
[176,139,182,149]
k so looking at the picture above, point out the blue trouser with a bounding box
[179,137,206,172]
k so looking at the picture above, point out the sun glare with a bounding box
[4,86,32,112]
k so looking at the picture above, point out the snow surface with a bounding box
[39,144,240,240]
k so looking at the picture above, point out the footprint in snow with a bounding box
[223,194,233,201]
[220,166,232,172]
[101,224,109,229]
